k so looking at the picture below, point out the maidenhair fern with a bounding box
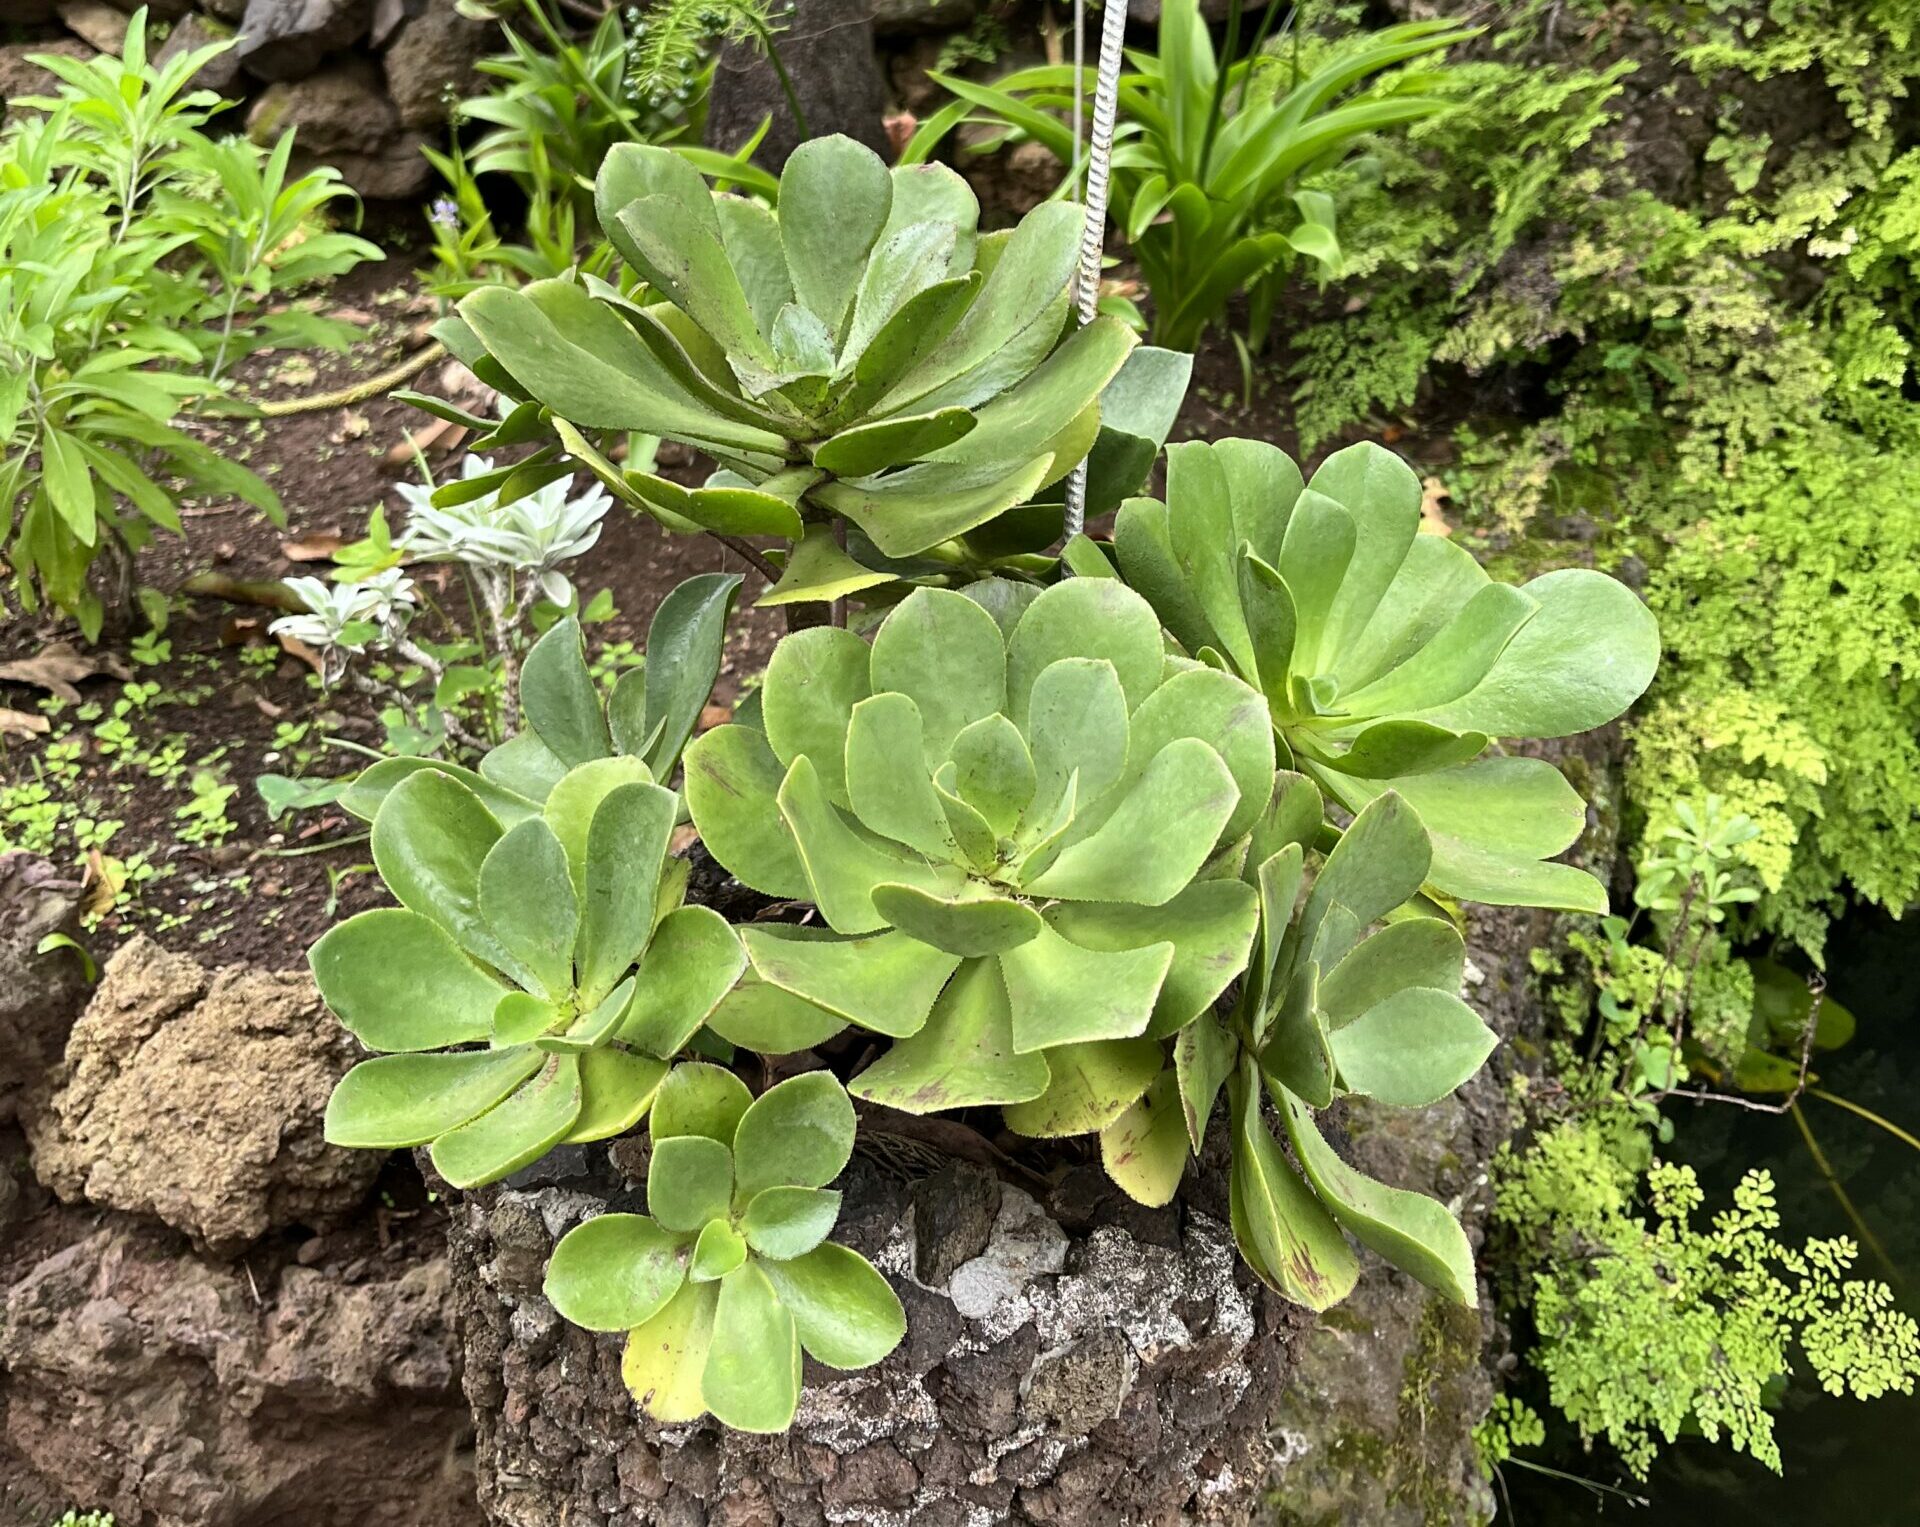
[1498,1141,1920,1477]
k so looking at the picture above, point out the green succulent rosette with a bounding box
[683,579,1274,1129]
[315,751,746,1189]
[428,134,1187,597]
[544,1065,904,1432]
[1114,437,1659,911]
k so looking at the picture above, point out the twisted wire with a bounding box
[1062,0,1131,544]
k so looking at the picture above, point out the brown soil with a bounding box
[1,237,785,974]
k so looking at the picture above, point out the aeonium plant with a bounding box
[1112,438,1659,912]
[416,133,1188,605]
[683,579,1275,1128]
[544,1065,904,1432]
[315,750,746,1187]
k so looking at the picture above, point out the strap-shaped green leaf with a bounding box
[479,818,578,1002]
[1276,488,1358,679]
[1314,719,1489,779]
[429,1053,584,1188]
[1100,1068,1189,1208]
[521,617,612,768]
[1310,442,1422,665]
[1259,958,1334,1108]
[1276,1081,1477,1306]
[703,1262,802,1432]
[813,406,976,477]
[310,908,501,1053]
[1175,1011,1236,1152]
[1335,582,1534,722]
[576,780,678,1005]
[838,220,963,371]
[850,956,1049,1111]
[459,284,781,453]
[566,1048,670,1143]
[632,572,743,776]
[814,451,1054,560]
[546,1212,691,1332]
[544,757,654,899]
[1227,1060,1358,1310]
[615,195,778,369]
[622,1279,718,1422]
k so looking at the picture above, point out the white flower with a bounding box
[395,454,612,608]
[270,570,417,682]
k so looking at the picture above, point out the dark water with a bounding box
[1500,906,1920,1524]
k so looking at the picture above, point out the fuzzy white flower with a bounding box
[394,455,612,609]
[270,570,417,682]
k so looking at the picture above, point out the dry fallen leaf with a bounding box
[0,641,133,703]
[281,531,346,563]
[0,707,49,740]
[330,410,371,445]
[81,848,124,922]
[382,415,466,467]
[276,632,326,677]
[670,824,700,856]
[1419,475,1455,537]
[698,703,731,733]
[328,306,375,326]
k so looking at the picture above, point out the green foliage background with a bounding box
[1286,0,1920,963]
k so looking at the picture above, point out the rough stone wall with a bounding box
[449,1144,1299,1527]
[0,877,478,1527]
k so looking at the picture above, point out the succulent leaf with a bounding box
[1117,437,1658,910]
[545,1212,691,1332]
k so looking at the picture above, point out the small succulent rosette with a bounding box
[1115,438,1658,910]
[544,1065,904,1431]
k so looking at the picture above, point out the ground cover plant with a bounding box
[0,10,379,637]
